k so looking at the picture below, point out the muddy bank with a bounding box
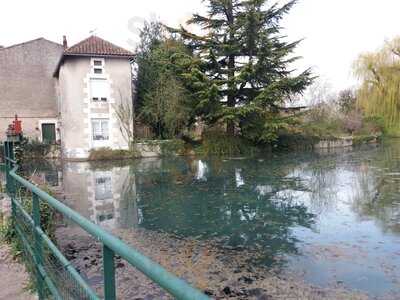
[56,225,372,300]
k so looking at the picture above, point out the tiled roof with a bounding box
[64,36,134,57]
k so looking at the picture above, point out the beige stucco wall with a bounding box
[0,38,63,140]
[58,56,132,159]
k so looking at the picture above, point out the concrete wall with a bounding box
[58,56,132,159]
[315,137,354,149]
[0,38,63,140]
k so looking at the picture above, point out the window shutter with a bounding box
[90,79,109,101]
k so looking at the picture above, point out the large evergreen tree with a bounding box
[169,0,313,141]
[134,21,165,114]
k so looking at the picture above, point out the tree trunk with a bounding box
[226,119,235,136]
[226,0,236,136]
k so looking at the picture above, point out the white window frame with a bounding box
[91,118,110,148]
[91,58,105,75]
[94,171,113,201]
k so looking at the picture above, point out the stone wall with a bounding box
[314,136,354,149]
[314,135,379,149]
[133,140,185,158]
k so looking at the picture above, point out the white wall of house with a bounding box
[58,56,132,160]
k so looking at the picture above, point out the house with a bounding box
[0,38,64,142]
[0,35,134,159]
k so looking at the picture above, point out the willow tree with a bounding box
[169,0,313,141]
[354,37,400,133]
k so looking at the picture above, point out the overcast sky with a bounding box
[2,0,400,92]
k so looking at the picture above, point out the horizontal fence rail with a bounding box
[3,141,210,300]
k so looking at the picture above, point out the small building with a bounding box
[0,38,64,142]
[0,35,134,160]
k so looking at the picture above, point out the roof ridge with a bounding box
[64,36,93,52]
[64,35,134,57]
[0,37,62,51]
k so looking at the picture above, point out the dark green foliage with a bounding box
[134,22,194,139]
[159,139,186,156]
[169,0,313,141]
[1,188,56,252]
[20,138,51,158]
[197,129,260,156]
[134,20,165,111]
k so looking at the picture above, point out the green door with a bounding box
[42,123,56,144]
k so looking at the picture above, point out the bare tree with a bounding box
[113,90,135,149]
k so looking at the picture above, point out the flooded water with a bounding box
[27,140,400,298]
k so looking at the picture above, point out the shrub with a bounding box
[88,147,137,161]
[362,116,386,135]
[197,129,259,156]
[21,139,51,158]
[342,111,363,134]
[1,185,56,243]
[159,139,186,156]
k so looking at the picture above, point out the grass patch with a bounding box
[88,147,137,161]
[1,187,56,248]
[0,183,57,294]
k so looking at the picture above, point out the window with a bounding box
[92,119,109,141]
[98,213,114,222]
[41,123,56,144]
[90,78,108,102]
[92,59,104,74]
[95,174,112,200]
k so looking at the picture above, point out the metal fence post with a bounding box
[103,245,116,300]
[4,141,10,193]
[4,144,210,300]
[5,142,16,219]
[32,193,45,299]
[8,142,15,195]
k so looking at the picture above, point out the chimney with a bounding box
[62,35,68,49]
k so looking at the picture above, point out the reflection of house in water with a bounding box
[92,171,115,227]
[40,168,62,187]
[24,160,62,188]
[62,162,139,229]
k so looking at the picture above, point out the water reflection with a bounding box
[26,141,400,296]
[56,163,138,229]
[23,160,62,188]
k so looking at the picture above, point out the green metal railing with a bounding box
[3,141,210,300]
